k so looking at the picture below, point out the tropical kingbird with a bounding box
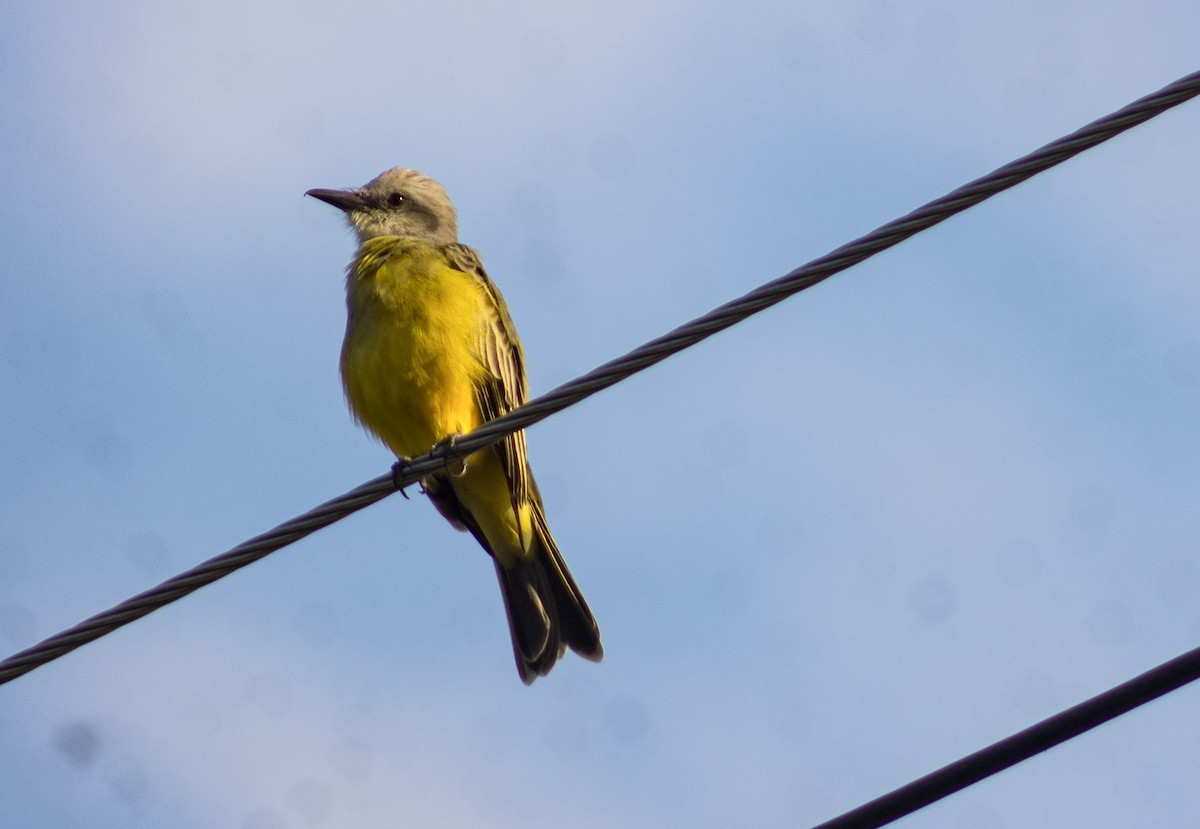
[307,168,602,683]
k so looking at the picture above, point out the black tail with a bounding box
[495,504,602,684]
[422,473,601,683]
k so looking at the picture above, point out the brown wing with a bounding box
[443,244,531,512]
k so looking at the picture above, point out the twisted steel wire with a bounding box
[810,643,1200,829]
[1,69,1197,688]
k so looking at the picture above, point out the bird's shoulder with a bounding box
[441,244,525,352]
[441,242,486,277]
[440,244,508,304]
[442,243,533,503]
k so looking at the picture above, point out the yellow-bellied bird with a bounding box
[307,168,602,683]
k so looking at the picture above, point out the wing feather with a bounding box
[444,244,531,510]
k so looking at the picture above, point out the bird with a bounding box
[306,168,602,683]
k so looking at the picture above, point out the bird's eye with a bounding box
[386,192,406,207]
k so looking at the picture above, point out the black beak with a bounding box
[305,188,369,212]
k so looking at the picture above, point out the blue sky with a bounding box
[2,2,1199,827]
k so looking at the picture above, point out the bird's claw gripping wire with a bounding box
[433,433,469,478]
[392,435,467,496]
[390,459,415,499]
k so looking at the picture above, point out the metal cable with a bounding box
[1,69,1197,688]
[810,643,1200,829]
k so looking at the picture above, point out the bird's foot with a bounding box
[432,433,468,478]
[390,458,415,499]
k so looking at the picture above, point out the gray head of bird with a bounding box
[306,167,459,246]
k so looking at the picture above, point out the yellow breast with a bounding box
[340,237,488,458]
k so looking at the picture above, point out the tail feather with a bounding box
[496,509,602,684]
[423,472,601,683]
[530,503,602,662]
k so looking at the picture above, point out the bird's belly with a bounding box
[341,293,484,458]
